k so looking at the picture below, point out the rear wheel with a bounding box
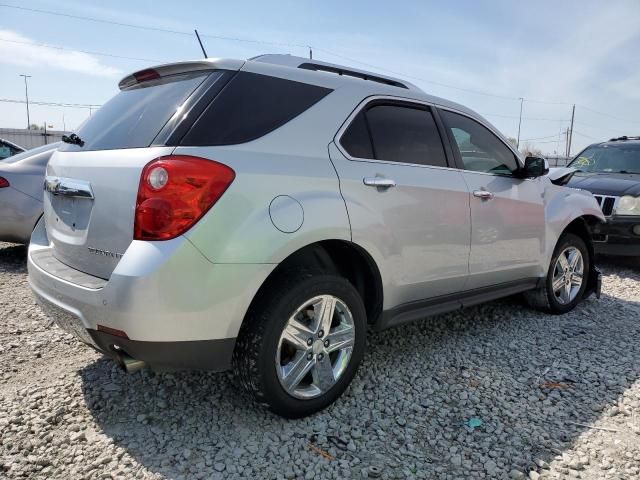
[525,233,590,313]
[233,273,366,418]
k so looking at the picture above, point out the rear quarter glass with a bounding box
[60,71,212,152]
[179,72,333,146]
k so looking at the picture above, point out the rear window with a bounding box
[180,72,332,146]
[60,71,211,152]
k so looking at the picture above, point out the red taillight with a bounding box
[0,177,9,188]
[134,68,161,83]
[134,155,235,241]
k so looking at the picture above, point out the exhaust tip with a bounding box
[113,347,147,373]
[122,355,147,373]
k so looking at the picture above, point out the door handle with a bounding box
[473,189,494,200]
[363,177,396,188]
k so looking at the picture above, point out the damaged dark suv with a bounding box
[568,136,640,256]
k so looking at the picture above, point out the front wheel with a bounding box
[525,233,590,314]
[233,274,367,418]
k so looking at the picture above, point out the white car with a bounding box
[29,55,604,417]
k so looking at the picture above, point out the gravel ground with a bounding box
[1,241,639,480]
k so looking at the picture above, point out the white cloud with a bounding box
[0,29,121,77]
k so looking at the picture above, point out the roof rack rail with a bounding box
[608,136,640,141]
[298,62,409,89]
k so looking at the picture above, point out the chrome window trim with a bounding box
[334,95,525,176]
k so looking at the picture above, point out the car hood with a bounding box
[567,172,640,196]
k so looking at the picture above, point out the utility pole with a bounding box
[567,104,576,158]
[19,74,32,129]
[516,97,524,149]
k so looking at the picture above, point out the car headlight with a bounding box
[616,195,640,215]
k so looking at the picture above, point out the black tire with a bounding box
[524,233,590,314]
[232,273,367,418]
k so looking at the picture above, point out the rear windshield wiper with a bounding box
[61,133,85,147]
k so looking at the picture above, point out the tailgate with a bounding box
[44,147,174,279]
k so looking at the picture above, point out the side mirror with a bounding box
[521,156,549,178]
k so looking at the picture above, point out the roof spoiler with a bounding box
[118,58,245,90]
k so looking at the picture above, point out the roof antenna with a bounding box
[308,46,313,59]
[194,29,208,58]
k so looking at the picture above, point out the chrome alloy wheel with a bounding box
[552,246,584,305]
[275,295,355,399]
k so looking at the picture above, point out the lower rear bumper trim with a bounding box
[88,330,236,372]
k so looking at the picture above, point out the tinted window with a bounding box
[343,104,447,167]
[569,143,640,174]
[340,111,373,159]
[61,71,211,152]
[441,110,519,175]
[181,72,332,146]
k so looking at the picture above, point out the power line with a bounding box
[0,98,100,110]
[0,3,308,49]
[577,105,640,126]
[573,120,622,135]
[0,37,164,63]
[2,2,638,126]
[520,133,562,141]
[519,97,573,106]
[529,139,563,144]
[483,113,568,122]
[0,3,524,101]
[314,47,521,100]
[571,130,598,140]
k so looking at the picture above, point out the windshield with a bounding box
[569,143,640,174]
[60,71,212,152]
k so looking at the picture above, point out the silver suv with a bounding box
[28,55,604,417]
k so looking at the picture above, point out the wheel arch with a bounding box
[240,240,384,330]
[555,214,603,299]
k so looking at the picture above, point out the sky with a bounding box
[1,0,639,155]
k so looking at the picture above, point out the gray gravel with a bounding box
[1,241,639,479]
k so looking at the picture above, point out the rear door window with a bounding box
[60,71,212,152]
[340,103,448,168]
[180,72,333,146]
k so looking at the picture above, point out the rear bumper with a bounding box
[27,218,275,371]
[591,216,640,257]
